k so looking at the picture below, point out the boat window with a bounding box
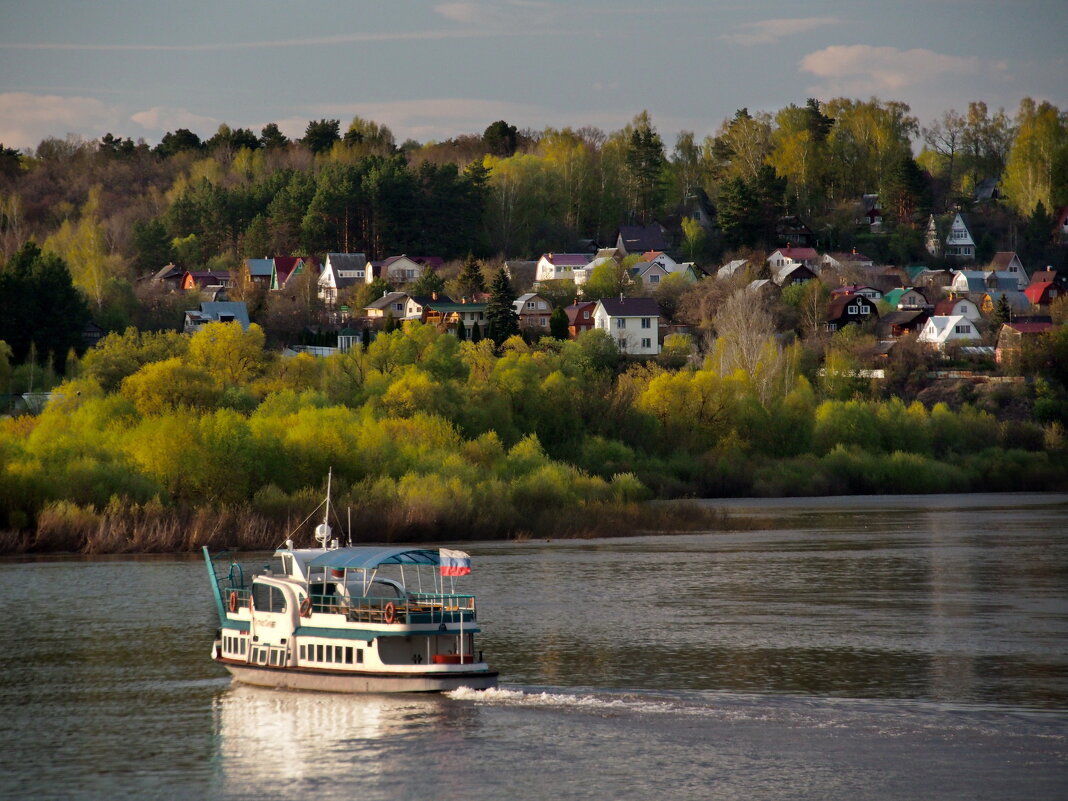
[252,583,288,613]
[317,644,324,662]
[345,646,354,664]
[281,555,294,576]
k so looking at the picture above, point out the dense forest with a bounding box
[1,96,1068,552]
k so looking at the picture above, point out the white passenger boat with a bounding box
[202,495,497,693]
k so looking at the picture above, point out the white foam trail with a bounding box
[447,686,681,714]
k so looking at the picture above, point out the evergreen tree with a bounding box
[455,253,487,300]
[0,243,90,371]
[131,218,175,274]
[485,267,520,346]
[470,321,482,343]
[993,293,1013,327]
[456,317,467,341]
[549,305,569,340]
[408,268,446,297]
[302,119,341,155]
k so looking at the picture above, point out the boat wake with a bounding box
[446,686,1068,746]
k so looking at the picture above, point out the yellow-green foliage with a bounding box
[1,322,1066,544]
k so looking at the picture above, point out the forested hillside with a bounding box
[1,98,1066,337]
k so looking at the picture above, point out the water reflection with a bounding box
[211,685,479,798]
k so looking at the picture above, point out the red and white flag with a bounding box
[439,548,472,576]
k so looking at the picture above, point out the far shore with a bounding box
[4,491,1066,557]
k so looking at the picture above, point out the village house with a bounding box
[882,287,930,310]
[877,310,930,339]
[1025,281,1061,308]
[996,321,1054,365]
[183,301,250,334]
[564,301,597,338]
[1053,206,1068,244]
[514,293,552,331]
[369,255,443,285]
[831,284,882,302]
[422,299,487,333]
[629,260,671,288]
[616,223,670,255]
[927,212,976,262]
[989,252,1028,288]
[593,296,661,355]
[318,253,369,304]
[918,315,979,349]
[767,244,820,272]
[774,262,818,287]
[365,292,444,321]
[535,253,589,282]
[822,250,875,272]
[825,293,879,333]
[717,259,750,280]
[933,297,981,322]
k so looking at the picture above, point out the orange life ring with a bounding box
[300,596,312,617]
[228,591,238,613]
[383,601,396,624]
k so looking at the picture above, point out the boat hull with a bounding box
[218,659,499,693]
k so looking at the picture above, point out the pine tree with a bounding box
[456,317,467,341]
[456,253,487,300]
[485,267,519,347]
[549,306,569,340]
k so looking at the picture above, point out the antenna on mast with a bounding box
[314,468,333,548]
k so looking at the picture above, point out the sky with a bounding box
[1,0,1066,152]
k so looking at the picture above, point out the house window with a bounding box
[583,311,590,319]
[394,303,403,312]
[540,318,547,326]
[641,318,651,329]
[616,319,626,329]
[847,305,858,314]
[860,306,870,315]
[527,301,535,308]
[641,338,652,349]
[538,302,547,309]
[955,324,971,334]
[650,275,660,284]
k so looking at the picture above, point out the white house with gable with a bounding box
[593,296,661,355]
[536,253,589,282]
[918,314,979,349]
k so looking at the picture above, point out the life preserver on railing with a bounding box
[228,591,238,613]
[383,601,396,624]
[299,596,312,618]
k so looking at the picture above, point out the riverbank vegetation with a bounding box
[1,320,1066,554]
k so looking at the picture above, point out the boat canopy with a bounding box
[305,547,441,571]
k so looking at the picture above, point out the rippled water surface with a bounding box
[2,493,1066,800]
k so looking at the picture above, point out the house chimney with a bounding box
[432,291,438,300]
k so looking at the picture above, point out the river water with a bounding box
[2,493,1066,800]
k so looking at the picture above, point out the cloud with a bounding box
[0,92,119,149]
[130,106,219,136]
[800,45,980,95]
[432,1,558,31]
[722,17,841,46]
